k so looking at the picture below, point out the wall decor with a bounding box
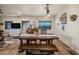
[61,24,65,31]
[60,12,67,31]
[60,12,67,24]
[70,14,77,21]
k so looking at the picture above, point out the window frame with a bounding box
[5,21,12,29]
[39,21,52,29]
[22,21,30,29]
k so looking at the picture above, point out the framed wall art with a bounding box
[60,12,67,24]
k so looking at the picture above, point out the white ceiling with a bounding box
[0,4,68,16]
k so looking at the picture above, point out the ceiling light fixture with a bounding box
[45,4,50,19]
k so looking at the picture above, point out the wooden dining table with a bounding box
[17,34,59,54]
[18,34,59,45]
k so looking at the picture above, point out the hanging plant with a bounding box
[70,14,77,21]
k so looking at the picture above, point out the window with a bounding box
[5,21,12,29]
[22,21,30,29]
[39,21,51,29]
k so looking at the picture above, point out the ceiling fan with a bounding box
[0,10,4,14]
[45,4,50,18]
[45,4,50,14]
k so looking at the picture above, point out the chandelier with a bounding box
[45,4,50,18]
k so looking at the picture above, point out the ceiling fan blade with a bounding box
[0,10,4,14]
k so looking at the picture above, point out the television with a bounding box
[11,23,20,29]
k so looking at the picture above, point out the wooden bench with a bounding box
[19,44,58,51]
[19,44,58,55]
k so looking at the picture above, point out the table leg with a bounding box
[19,39,23,46]
[19,39,24,53]
[48,40,50,45]
[47,40,53,45]
[26,49,28,55]
[26,49,31,55]
[27,40,29,44]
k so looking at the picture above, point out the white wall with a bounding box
[2,16,54,35]
[55,5,79,53]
